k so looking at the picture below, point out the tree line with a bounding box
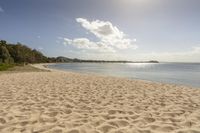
[0,40,49,64]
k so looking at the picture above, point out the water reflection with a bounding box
[126,63,155,68]
[49,63,200,88]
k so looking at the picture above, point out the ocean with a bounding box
[48,63,200,88]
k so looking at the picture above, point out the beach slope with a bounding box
[0,65,200,133]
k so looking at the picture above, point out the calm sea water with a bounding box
[48,63,200,88]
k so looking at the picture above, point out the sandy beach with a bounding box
[0,64,200,133]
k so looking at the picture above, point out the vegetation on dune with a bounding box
[0,40,78,65]
[0,40,50,71]
[0,40,48,65]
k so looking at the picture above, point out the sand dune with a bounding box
[0,65,200,133]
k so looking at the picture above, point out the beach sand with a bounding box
[0,64,200,133]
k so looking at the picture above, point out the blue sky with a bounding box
[0,0,200,62]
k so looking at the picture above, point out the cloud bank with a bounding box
[63,18,137,53]
[67,46,200,62]
[121,46,200,62]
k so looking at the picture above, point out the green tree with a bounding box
[0,40,7,46]
[0,45,11,63]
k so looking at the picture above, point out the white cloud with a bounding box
[76,18,137,49]
[64,38,115,53]
[0,7,4,12]
[38,47,43,50]
[193,46,200,53]
[63,18,137,53]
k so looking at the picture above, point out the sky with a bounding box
[0,0,200,62]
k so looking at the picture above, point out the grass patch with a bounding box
[8,64,48,72]
[0,63,49,73]
[0,63,15,71]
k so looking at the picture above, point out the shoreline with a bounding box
[0,63,200,132]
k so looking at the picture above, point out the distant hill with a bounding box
[49,56,159,63]
[48,56,74,63]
